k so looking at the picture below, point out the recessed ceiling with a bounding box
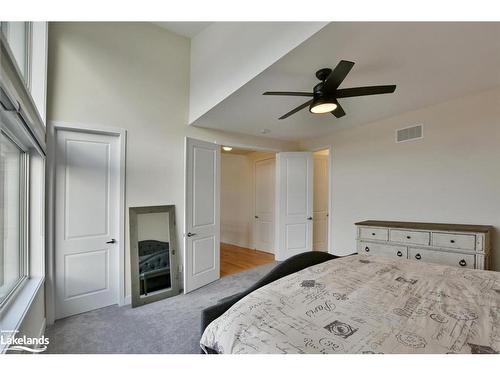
[153,22,212,38]
[192,22,500,141]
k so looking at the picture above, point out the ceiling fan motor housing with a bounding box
[315,67,332,81]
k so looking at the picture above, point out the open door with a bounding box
[276,152,313,261]
[184,137,220,293]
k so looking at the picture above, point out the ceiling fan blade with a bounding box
[323,60,355,93]
[278,99,313,120]
[331,100,346,118]
[335,85,396,98]
[263,91,313,97]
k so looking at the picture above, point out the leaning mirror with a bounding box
[129,205,179,307]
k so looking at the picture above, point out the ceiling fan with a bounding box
[263,60,396,120]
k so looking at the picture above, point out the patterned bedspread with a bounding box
[200,254,500,354]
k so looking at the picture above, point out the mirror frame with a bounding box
[129,205,180,307]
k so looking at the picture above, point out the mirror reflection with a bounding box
[137,212,171,295]
[130,205,179,307]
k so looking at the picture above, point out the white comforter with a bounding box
[200,254,500,354]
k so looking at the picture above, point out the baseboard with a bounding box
[221,240,275,255]
[221,240,252,249]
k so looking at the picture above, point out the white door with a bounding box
[55,129,121,319]
[184,138,220,293]
[276,152,313,261]
[254,158,275,253]
[313,153,329,251]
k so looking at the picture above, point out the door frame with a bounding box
[183,137,280,291]
[46,121,127,325]
[310,145,333,254]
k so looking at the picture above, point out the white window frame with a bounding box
[0,22,31,88]
[0,28,46,354]
[0,127,30,311]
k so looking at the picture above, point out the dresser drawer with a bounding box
[389,229,430,246]
[408,248,475,269]
[431,232,476,251]
[358,241,407,260]
[359,227,388,241]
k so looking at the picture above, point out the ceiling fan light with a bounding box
[310,101,338,114]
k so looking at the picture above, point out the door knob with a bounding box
[307,217,313,220]
[186,232,196,237]
[106,239,116,244]
[255,216,259,219]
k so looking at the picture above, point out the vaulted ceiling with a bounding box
[191,22,500,141]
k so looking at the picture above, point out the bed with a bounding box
[200,253,500,354]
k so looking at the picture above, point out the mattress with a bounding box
[200,254,500,354]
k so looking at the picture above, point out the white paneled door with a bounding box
[313,153,329,251]
[276,152,313,261]
[254,157,275,253]
[55,129,121,319]
[184,138,220,293]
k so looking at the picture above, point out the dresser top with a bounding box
[355,220,493,233]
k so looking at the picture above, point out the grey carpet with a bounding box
[44,262,277,354]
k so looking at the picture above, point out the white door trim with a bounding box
[46,121,126,325]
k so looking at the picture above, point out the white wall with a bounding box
[47,22,298,299]
[221,153,253,247]
[220,152,277,249]
[137,212,170,243]
[189,22,327,123]
[299,87,500,271]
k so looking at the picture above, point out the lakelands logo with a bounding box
[1,330,49,353]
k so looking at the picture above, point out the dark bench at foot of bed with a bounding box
[200,251,345,353]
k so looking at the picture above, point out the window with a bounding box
[0,21,45,353]
[0,129,28,307]
[0,22,30,84]
[1,21,47,124]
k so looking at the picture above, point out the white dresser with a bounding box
[355,220,493,270]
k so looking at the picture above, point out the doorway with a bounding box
[183,138,332,293]
[220,147,275,277]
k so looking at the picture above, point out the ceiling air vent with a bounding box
[396,124,423,143]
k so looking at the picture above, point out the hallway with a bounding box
[220,243,274,277]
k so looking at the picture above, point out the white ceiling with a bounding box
[192,22,500,141]
[153,22,212,38]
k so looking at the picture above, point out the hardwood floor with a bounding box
[220,243,275,277]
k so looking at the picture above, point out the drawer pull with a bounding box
[450,239,455,243]
[415,253,421,260]
[406,236,411,239]
[459,259,467,267]
[396,251,403,257]
[365,246,370,252]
